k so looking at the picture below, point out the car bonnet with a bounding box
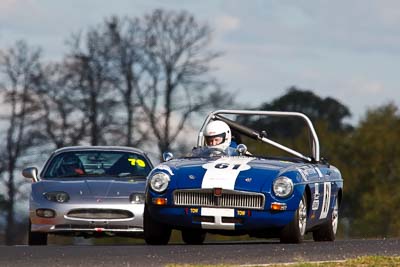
[160,157,296,191]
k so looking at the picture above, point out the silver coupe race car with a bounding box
[23,146,153,245]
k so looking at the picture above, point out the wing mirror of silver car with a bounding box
[236,144,248,155]
[162,152,174,162]
[22,167,39,182]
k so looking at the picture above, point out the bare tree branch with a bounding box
[138,9,234,155]
[0,40,43,245]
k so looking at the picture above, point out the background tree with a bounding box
[104,16,149,147]
[236,87,352,158]
[339,103,400,237]
[243,86,352,138]
[138,9,234,155]
[0,41,43,245]
[65,28,120,146]
[32,62,87,148]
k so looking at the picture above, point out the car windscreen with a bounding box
[42,151,152,179]
[189,147,239,158]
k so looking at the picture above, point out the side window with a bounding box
[43,155,64,178]
[43,152,84,178]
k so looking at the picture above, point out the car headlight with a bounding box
[44,191,70,203]
[130,192,145,204]
[149,172,170,193]
[273,176,294,198]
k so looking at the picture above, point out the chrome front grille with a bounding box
[173,189,265,210]
[67,209,133,219]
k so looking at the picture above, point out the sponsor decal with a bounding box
[302,166,317,176]
[190,208,199,214]
[237,210,246,216]
[314,167,323,178]
[297,168,307,181]
[244,177,252,183]
[312,199,319,211]
[312,183,320,211]
[297,165,322,181]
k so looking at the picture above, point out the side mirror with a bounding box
[236,144,248,155]
[162,152,174,162]
[22,167,39,182]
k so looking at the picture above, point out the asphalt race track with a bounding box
[0,239,399,267]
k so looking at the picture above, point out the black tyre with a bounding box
[181,229,206,245]
[144,207,171,245]
[28,220,47,246]
[280,193,307,243]
[312,197,339,242]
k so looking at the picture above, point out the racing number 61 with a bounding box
[214,163,241,170]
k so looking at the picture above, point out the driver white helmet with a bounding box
[203,120,231,150]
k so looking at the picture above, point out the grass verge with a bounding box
[166,256,400,267]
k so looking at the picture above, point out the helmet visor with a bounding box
[205,133,226,146]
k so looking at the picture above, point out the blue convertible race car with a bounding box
[144,110,343,244]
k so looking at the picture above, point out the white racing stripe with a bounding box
[200,157,254,229]
[201,157,254,189]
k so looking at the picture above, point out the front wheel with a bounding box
[313,197,339,241]
[28,220,47,245]
[144,207,171,245]
[280,193,307,243]
[181,229,206,245]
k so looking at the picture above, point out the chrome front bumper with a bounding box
[30,201,144,234]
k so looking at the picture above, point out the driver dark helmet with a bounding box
[60,154,84,175]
